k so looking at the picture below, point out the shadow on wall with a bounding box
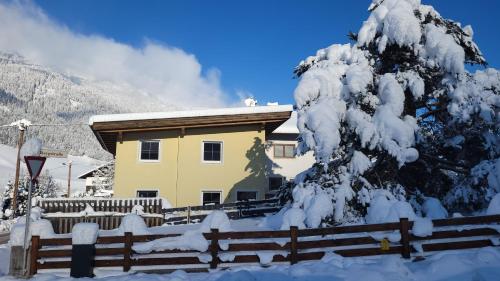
[224,137,281,203]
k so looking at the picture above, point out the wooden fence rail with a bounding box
[29,214,500,275]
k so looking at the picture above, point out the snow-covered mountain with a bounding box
[0,52,178,159]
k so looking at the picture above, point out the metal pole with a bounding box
[22,179,34,275]
[67,161,72,197]
[12,128,25,217]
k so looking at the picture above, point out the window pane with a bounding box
[137,190,157,198]
[150,152,158,160]
[203,192,221,205]
[212,143,221,153]
[141,140,159,160]
[204,151,212,161]
[284,145,295,158]
[203,142,222,162]
[212,151,221,161]
[274,145,284,157]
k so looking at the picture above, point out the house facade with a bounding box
[89,105,294,207]
[265,111,315,193]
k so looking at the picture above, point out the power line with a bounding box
[0,123,87,128]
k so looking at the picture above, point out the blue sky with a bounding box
[30,0,500,105]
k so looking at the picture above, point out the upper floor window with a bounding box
[273,144,294,158]
[203,141,222,163]
[140,140,160,161]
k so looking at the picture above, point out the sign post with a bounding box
[22,156,46,276]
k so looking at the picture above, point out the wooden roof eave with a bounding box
[91,111,292,155]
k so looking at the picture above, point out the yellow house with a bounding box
[89,105,293,207]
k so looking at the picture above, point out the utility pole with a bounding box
[11,127,25,217]
[64,161,72,197]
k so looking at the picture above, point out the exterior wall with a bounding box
[266,133,316,181]
[113,124,268,207]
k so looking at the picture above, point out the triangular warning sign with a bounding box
[24,156,46,181]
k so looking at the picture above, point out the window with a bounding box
[273,144,294,158]
[202,191,221,205]
[269,177,283,190]
[137,190,158,198]
[237,191,257,201]
[140,140,160,161]
[203,141,222,162]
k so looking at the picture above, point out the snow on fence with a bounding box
[39,198,281,233]
[163,198,281,225]
[28,214,500,275]
[36,198,164,214]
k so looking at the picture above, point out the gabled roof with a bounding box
[272,111,299,134]
[78,162,112,179]
[90,105,293,155]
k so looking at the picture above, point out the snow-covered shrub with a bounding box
[118,214,150,235]
[280,208,306,230]
[422,197,448,219]
[72,223,99,245]
[10,216,55,246]
[292,0,499,224]
[200,210,231,233]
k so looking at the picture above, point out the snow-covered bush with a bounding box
[72,223,99,245]
[1,172,60,218]
[200,210,232,233]
[292,0,499,223]
[118,214,150,235]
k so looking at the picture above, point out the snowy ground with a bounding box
[0,244,499,281]
[0,144,104,196]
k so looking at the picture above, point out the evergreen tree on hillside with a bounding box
[292,0,499,225]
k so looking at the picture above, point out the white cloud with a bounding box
[0,0,231,108]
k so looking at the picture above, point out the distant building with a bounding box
[77,162,114,197]
[265,111,315,195]
[88,105,315,207]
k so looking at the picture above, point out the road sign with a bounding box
[22,155,47,275]
[24,156,46,181]
[40,148,67,158]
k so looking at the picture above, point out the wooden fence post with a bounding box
[187,206,191,224]
[29,236,40,276]
[123,232,133,272]
[290,226,298,265]
[399,218,411,259]
[210,229,219,269]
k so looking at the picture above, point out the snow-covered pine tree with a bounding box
[1,171,60,218]
[292,0,499,225]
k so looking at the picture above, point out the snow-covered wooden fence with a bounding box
[28,214,500,275]
[163,198,281,224]
[36,198,164,214]
[39,198,281,233]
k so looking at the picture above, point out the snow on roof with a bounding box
[89,105,294,125]
[272,111,299,134]
[77,162,112,179]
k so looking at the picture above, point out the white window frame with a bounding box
[136,189,159,198]
[200,190,223,206]
[201,140,223,164]
[138,139,161,163]
[236,190,258,202]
